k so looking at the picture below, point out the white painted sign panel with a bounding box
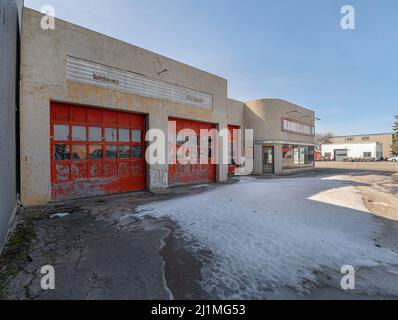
[66,56,213,110]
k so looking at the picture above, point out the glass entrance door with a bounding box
[263,146,274,174]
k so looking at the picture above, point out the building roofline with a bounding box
[333,133,393,138]
[245,98,315,114]
[22,7,228,83]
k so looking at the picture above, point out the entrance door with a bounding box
[334,149,348,161]
[263,146,274,174]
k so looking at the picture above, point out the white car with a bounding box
[388,156,398,162]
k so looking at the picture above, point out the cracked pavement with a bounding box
[1,169,397,300]
[1,183,218,300]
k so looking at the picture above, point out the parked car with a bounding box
[388,156,398,162]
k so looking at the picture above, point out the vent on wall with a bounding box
[66,56,213,110]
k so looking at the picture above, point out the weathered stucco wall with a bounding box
[227,99,245,128]
[20,8,237,206]
[245,99,316,145]
[0,0,22,251]
[245,99,316,174]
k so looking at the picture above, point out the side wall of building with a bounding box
[227,99,245,128]
[0,0,23,251]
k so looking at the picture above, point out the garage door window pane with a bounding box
[132,130,142,143]
[89,127,102,142]
[54,125,69,141]
[119,129,130,143]
[132,146,143,159]
[72,145,87,160]
[119,145,131,159]
[89,145,103,160]
[105,128,117,142]
[72,126,87,141]
[54,144,70,161]
[106,145,118,159]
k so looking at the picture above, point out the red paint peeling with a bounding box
[50,102,146,201]
[168,118,216,187]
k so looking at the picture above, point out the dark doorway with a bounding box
[263,146,274,174]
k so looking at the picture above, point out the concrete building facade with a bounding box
[19,8,316,207]
[0,0,23,251]
[245,99,316,175]
[331,133,393,159]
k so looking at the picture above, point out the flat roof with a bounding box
[333,133,393,138]
[23,7,227,83]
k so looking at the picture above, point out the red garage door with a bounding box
[168,118,216,186]
[50,102,146,201]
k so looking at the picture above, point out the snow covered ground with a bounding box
[137,175,398,299]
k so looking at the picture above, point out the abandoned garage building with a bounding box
[18,8,317,207]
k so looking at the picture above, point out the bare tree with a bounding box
[393,115,398,156]
[315,132,335,146]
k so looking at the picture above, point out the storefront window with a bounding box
[282,145,314,169]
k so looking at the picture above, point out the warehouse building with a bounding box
[322,143,383,161]
[331,133,393,159]
[18,8,317,206]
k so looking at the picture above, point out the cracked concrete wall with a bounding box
[0,0,23,251]
[20,8,236,206]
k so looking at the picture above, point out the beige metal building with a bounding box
[331,133,393,159]
[19,8,316,206]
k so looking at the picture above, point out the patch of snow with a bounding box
[308,186,370,212]
[137,175,398,299]
[50,213,70,219]
[190,184,211,189]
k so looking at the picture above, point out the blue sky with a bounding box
[25,0,397,135]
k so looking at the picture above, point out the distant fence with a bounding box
[315,161,398,172]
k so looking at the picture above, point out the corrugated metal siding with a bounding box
[66,56,213,110]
